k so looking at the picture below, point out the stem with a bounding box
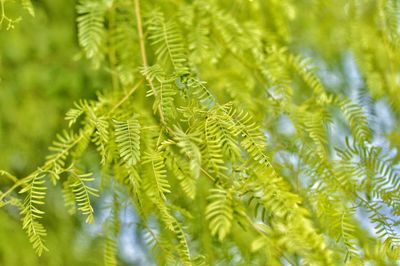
[0,171,18,183]
[0,0,20,30]
[107,4,120,91]
[110,80,143,113]
[134,0,148,67]
[200,168,216,182]
[133,0,166,124]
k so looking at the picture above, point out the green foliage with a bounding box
[67,170,98,224]
[205,188,233,241]
[77,0,106,67]
[2,0,400,265]
[147,11,188,74]
[20,173,48,256]
[0,1,107,264]
[103,194,120,266]
[113,116,141,167]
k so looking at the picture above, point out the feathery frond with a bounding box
[147,11,188,74]
[205,188,233,241]
[67,170,98,224]
[19,174,48,256]
[142,151,170,200]
[77,0,106,66]
[113,116,141,166]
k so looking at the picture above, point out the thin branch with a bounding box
[133,0,166,124]
[134,0,148,67]
[110,80,143,113]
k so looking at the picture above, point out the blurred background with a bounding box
[0,1,116,265]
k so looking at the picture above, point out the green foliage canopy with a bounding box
[1,0,400,265]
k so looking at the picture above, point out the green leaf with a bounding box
[113,116,141,166]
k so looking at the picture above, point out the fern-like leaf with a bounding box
[89,111,109,164]
[147,11,188,74]
[77,0,105,65]
[166,150,196,199]
[226,106,269,164]
[113,116,141,166]
[185,77,215,107]
[68,171,98,224]
[205,106,240,165]
[205,188,233,241]
[19,173,48,256]
[331,207,361,262]
[142,151,171,200]
[173,126,202,180]
[104,194,120,266]
[338,98,371,143]
[172,221,192,266]
[66,99,89,127]
[46,130,78,175]
[62,177,77,215]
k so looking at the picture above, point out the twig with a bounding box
[133,0,166,124]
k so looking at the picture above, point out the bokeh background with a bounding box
[0,1,116,265]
